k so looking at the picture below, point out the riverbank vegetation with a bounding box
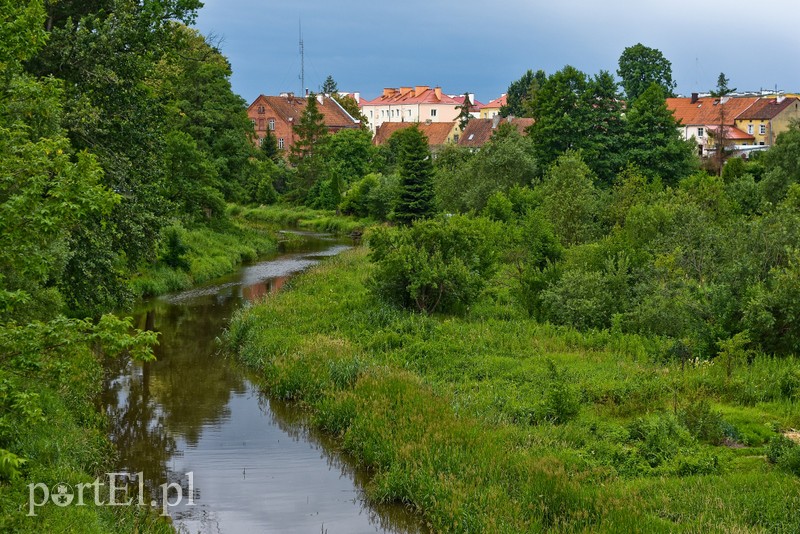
[228,62,800,528]
[228,246,800,532]
[0,1,278,529]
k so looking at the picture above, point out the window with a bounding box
[697,127,704,138]
[257,105,265,114]
[760,124,766,135]
[430,109,437,117]
[747,124,753,134]
[407,110,411,117]
[278,138,285,150]
[369,110,373,118]
[268,118,275,131]
[258,137,264,146]
[258,118,265,130]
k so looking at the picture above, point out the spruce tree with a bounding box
[393,126,435,225]
[289,94,329,200]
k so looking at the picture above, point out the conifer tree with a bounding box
[393,126,435,225]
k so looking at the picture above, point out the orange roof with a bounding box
[373,122,456,146]
[248,94,359,129]
[666,96,759,127]
[483,95,507,109]
[362,86,461,106]
[458,117,534,148]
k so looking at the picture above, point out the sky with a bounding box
[194,0,800,105]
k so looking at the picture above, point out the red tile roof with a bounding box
[362,86,461,106]
[248,94,359,129]
[458,117,534,148]
[736,97,800,120]
[666,96,759,127]
[483,95,506,109]
[373,122,456,146]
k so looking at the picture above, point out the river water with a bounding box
[101,231,423,534]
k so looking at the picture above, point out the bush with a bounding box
[766,434,800,476]
[368,215,500,314]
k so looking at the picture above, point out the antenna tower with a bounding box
[299,20,305,95]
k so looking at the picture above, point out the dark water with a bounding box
[101,232,423,534]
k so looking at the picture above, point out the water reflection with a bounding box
[101,234,424,533]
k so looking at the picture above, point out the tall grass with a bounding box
[226,247,800,531]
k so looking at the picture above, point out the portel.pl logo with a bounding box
[27,472,194,517]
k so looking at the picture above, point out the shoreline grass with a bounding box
[226,246,800,532]
[240,204,371,235]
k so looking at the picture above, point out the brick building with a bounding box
[247,93,360,154]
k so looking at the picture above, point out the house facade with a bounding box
[359,86,467,134]
[666,95,758,156]
[247,93,360,154]
[734,96,800,146]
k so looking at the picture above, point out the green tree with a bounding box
[528,65,589,169]
[457,92,473,130]
[617,43,677,102]
[321,74,338,94]
[392,126,435,225]
[260,129,280,163]
[501,69,546,117]
[580,70,625,185]
[288,93,329,200]
[622,83,697,184]
[332,93,369,130]
[760,120,800,204]
[537,151,601,246]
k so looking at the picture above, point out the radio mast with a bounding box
[299,20,305,95]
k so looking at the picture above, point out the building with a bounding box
[734,96,800,147]
[247,93,360,154]
[667,94,758,156]
[459,116,534,149]
[359,86,470,134]
[480,95,506,119]
[372,121,461,149]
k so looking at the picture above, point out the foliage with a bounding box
[622,83,698,184]
[368,216,500,313]
[537,151,602,246]
[617,43,677,101]
[391,126,435,225]
[500,69,546,118]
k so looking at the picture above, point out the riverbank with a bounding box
[226,246,800,532]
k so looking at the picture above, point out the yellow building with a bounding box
[480,95,505,119]
[734,97,800,146]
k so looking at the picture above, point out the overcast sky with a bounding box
[194,0,800,105]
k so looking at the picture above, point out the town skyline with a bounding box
[195,0,800,103]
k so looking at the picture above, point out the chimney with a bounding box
[492,115,501,128]
[468,93,475,106]
[434,86,442,100]
[316,94,324,105]
[691,93,699,104]
[353,92,360,102]
[400,87,412,96]
[415,85,429,97]
[778,95,786,104]
[383,88,396,97]
[305,88,309,97]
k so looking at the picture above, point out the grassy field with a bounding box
[226,246,800,533]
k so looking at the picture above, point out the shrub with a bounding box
[368,215,500,314]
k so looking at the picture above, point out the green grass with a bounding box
[226,247,800,532]
[241,204,370,234]
[130,212,277,298]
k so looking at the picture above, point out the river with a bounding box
[101,231,423,534]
